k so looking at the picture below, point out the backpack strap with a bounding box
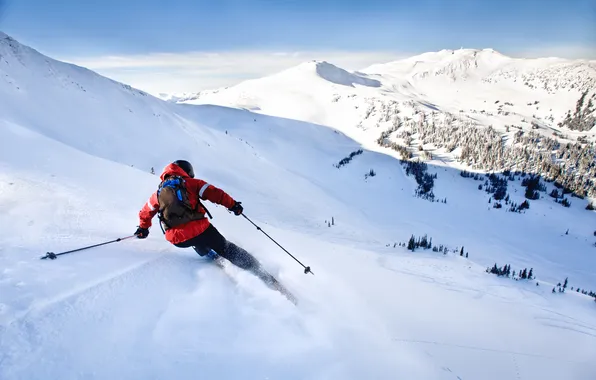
[197,198,213,219]
[156,182,169,234]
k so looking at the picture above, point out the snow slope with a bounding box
[1,32,596,380]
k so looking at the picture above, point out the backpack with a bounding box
[157,176,211,231]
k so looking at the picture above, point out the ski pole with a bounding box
[242,214,314,275]
[40,235,137,260]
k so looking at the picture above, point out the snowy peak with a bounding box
[314,61,381,88]
[0,31,33,62]
[0,31,150,100]
[363,47,596,93]
[0,31,63,69]
[270,60,381,88]
[409,48,510,64]
[422,48,512,80]
[166,60,383,104]
[364,48,513,81]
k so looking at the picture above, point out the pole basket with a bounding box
[43,252,58,260]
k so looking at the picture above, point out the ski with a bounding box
[206,250,297,305]
[256,269,298,305]
[206,250,239,286]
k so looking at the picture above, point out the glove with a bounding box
[229,201,243,216]
[135,227,149,239]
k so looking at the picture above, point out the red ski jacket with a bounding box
[138,163,236,244]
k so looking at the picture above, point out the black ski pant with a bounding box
[175,224,262,272]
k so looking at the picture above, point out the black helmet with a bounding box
[173,160,195,178]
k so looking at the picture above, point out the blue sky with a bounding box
[1,0,594,94]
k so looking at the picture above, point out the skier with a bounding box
[134,160,277,284]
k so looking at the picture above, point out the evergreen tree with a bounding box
[528,268,533,279]
[521,268,528,279]
[523,176,541,200]
[407,235,416,251]
[465,252,468,258]
[525,187,539,200]
[550,189,560,198]
[150,167,155,175]
[460,247,464,256]
[332,217,335,226]
[552,287,556,293]
[563,277,568,289]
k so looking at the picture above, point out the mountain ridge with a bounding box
[164,48,596,102]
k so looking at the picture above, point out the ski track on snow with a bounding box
[0,253,216,378]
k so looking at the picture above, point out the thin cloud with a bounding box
[59,50,410,95]
[506,45,596,60]
[59,46,596,96]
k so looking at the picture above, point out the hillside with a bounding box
[1,32,596,380]
[173,49,596,197]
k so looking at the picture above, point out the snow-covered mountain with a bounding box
[172,49,596,196]
[1,32,596,380]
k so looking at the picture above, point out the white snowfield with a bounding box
[1,31,595,380]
